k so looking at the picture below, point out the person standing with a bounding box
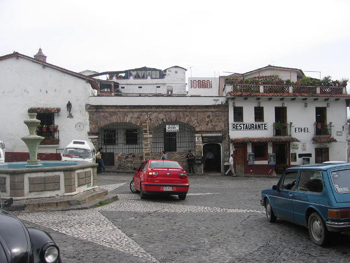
[96,147,106,173]
[185,150,195,175]
[225,152,236,176]
[161,151,168,160]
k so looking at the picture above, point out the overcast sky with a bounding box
[1,0,350,81]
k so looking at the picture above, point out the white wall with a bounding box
[228,97,348,164]
[0,56,93,153]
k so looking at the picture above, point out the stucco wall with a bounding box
[0,56,93,154]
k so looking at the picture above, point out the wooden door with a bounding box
[234,144,246,176]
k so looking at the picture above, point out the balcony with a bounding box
[314,122,332,136]
[273,122,291,136]
[225,83,346,96]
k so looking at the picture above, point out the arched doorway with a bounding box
[203,143,221,173]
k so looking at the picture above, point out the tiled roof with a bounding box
[312,137,337,143]
[231,137,299,143]
[228,92,350,98]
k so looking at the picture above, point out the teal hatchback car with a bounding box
[261,163,350,246]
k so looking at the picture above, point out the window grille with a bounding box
[99,123,143,153]
[152,122,195,152]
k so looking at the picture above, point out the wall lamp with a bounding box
[304,102,308,108]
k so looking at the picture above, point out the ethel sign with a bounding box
[232,123,268,131]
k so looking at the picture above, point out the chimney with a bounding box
[34,48,47,62]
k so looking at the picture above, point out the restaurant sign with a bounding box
[231,123,268,131]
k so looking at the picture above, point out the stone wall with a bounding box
[88,105,229,172]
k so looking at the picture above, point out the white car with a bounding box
[61,140,96,163]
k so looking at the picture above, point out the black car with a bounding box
[0,199,61,263]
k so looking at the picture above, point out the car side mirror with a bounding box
[133,167,138,171]
[272,185,278,191]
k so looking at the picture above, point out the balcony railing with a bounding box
[225,84,346,96]
[273,122,291,136]
[314,122,332,136]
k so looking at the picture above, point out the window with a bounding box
[99,123,143,154]
[152,123,195,153]
[254,107,264,122]
[126,129,138,145]
[280,171,298,190]
[252,143,268,159]
[331,169,350,194]
[315,148,329,163]
[234,107,243,122]
[156,86,161,89]
[104,129,116,145]
[138,86,142,89]
[36,113,59,145]
[298,170,323,193]
[121,86,125,89]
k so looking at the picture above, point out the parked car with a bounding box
[130,159,189,200]
[261,163,350,246]
[61,140,96,163]
[0,201,61,263]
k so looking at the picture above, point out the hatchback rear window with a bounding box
[331,169,350,194]
[150,161,181,169]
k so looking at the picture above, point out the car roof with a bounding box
[287,163,350,171]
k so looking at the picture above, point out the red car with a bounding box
[130,160,189,200]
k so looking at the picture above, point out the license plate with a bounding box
[163,186,173,191]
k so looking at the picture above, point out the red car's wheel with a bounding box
[178,194,187,200]
[140,184,147,199]
[130,180,139,193]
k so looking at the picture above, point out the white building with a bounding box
[0,50,98,161]
[88,66,187,95]
[223,65,350,175]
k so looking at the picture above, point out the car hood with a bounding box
[0,210,30,262]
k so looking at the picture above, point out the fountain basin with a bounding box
[0,161,98,200]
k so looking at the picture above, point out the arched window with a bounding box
[152,122,195,152]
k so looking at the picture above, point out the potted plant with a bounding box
[42,125,47,132]
[49,124,57,131]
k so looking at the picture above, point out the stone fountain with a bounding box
[21,113,44,166]
[0,113,101,209]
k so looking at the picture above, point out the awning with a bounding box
[28,107,60,113]
[231,137,299,143]
[312,137,337,143]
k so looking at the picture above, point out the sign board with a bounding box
[166,125,179,132]
[231,123,268,131]
[202,136,222,143]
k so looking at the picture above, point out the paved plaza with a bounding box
[15,174,350,263]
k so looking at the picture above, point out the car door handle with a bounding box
[289,193,294,197]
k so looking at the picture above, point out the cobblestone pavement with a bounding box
[16,174,350,263]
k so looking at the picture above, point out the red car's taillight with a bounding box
[178,172,187,179]
[328,209,350,219]
[148,172,158,178]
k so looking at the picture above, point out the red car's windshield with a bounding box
[150,161,182,169]
[331,169,350,194]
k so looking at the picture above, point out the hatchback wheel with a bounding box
[178,194,187,200]
[308,212,329,246]
[265,199,276,222]
[130,180,139,193]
